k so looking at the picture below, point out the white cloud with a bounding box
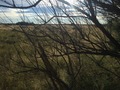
[0,0,80,23]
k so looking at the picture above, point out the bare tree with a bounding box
[0,0,120,90]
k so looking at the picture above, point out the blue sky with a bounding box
[0,0,83,24]
[0,0,105,24]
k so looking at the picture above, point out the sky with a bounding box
[0,0,83,24]
[0,0,105,24]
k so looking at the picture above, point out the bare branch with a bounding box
[0,0,42,9]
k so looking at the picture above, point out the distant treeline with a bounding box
[16,21,34,25]
[0,22,35,25]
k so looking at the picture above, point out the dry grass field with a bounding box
[0,24,120,90]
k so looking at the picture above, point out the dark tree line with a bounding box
[16,21,34,25]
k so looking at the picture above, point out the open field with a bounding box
[0,24,120,90]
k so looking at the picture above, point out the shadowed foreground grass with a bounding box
[0,25,120,90]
